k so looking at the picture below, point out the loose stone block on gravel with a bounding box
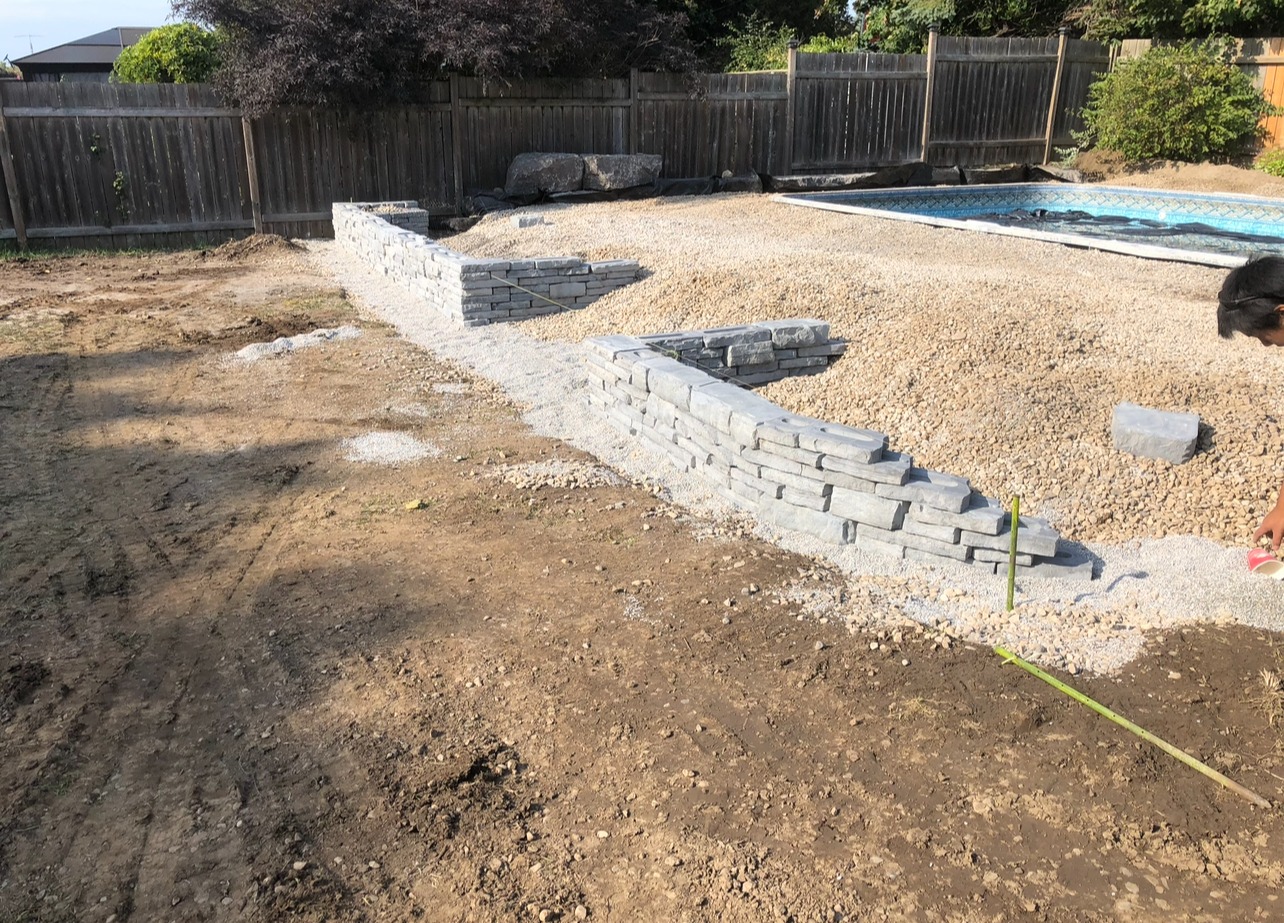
[1111,402,1200,465]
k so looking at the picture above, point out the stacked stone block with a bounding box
[585,321,1088,580]
[637,319,846,386]
[332,201,640,326]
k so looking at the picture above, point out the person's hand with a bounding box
[1253,492,1284,550]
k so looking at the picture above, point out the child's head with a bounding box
[1219,255,1284,344]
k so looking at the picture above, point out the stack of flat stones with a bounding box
[585,319,1090,580]
[332,201,640,326]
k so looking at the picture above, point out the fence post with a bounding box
[784,40,799,173]
[450,74,465,214]
[920,24,939,163]
[629,68,640,154]
[0,88,28,251]
[1042,28,1070,165]
[240,116,263,235]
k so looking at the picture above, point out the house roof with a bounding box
[14,27,156,67]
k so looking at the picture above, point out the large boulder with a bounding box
[582,153,664,191]
[505,153,585,196]
[962,163,1028,185]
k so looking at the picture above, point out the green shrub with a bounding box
[720,15,795,71]
[1256,148,1284,177]
[719,14,861,72]
[1078,41,1272,163]
[112,23,221,84]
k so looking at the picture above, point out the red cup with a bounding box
[1248,548,1284,577]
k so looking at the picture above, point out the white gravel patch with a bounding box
[342,431,441,465]
[233,324,362,361]
[305,212,1284,674]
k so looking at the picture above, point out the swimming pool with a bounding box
[776,183,1284,267]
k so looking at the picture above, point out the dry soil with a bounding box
[1,170,1284,923]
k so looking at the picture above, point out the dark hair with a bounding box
[1218,255,1284,338]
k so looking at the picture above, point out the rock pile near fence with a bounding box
[332,201,640,326]
[586,320,1090,580]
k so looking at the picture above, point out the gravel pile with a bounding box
[341,431,441,465]
[308,194,1284,673]
[233,325,362,362]
[490,459,626,491]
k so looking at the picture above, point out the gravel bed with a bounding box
[308,196,1284,673]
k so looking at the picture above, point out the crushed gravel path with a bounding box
[308,194,1284,673]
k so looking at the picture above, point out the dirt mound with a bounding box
[181,311,328,348]
[212,233,303,261]
[1075,149,1284,197]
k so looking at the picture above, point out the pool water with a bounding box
[777,183,1284,266]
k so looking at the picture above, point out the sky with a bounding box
[1,0,177,65]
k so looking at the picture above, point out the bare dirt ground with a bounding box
[3,243,1284,923]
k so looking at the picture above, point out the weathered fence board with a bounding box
[792,51,928,170]
[929,36,1061,166]
[457,76,629,192]
[635,71,788,176]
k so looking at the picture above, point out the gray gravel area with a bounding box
[307,194,1284,673]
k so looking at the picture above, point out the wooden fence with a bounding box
[0,34,1112,249]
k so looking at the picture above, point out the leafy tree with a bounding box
[1071,0,1284,42]
[0,60,18,78]
[177,0,696,114]
[857,0,1072,54]
[112,23,221,83]
[1077,40,1272,161]
[659,0,854,67]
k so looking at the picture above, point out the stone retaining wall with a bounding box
[585,320,1089,580]
[333,201,640,327]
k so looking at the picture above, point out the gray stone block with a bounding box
[906,493,1005,535]
[902,518,960,544]
[740,446,805,477]
[549,281,587,299]
[823,469,879,493]
[854,531,906,560]
[703,326,771,348]
[1016,545,1096,581]
[755,416,818,449]
[687,382,743,431]
[727,396,793,447]
[758,501,851,544]
[798,342,847,358]
[972,548,1034,566]
[745,442,823,469]
[584,335,647,360]
[1111,402,1200,464]
[727,340,777,366]
[875,467,971,513]
[829,487,906,530]
[756,319,828,348]
[858,524,970,561]
[778,486,831,510]
[963,515,1059,558]
[797,423,885,463]
[760,464,830,493]
[650,363,717,412]
[822,449,911,486]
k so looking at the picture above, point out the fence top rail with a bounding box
[2,106,242,118]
